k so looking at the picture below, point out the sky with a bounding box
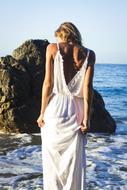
[0,0,127,63]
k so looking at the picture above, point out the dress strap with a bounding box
[86,49,90,65]
[56,42,60,50]
[87,49,90,58]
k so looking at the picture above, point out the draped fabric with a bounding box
[41,44,90,190]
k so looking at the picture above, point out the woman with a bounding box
[37,22,95,190]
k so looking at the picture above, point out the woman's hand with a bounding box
[37,114,45,128]
[80,119,90,134]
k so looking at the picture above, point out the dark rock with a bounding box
[12,39,49,99]
[0,39,49,133]
[90,89,116,133]
[0,39,116,133]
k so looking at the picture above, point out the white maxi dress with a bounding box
[41,44,90,190]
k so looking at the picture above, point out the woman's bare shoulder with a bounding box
[87,48,96,65]
[46,43,57,51]
[73,45,96,64]
[46,43,58,58]
[73,45,88,55]
[73,45,89,61]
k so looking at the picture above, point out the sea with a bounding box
[0,63,127,190]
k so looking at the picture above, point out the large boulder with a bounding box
[90,90,116,133]
[0,39,49,133]
[0,39,116,133]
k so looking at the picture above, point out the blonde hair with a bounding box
[55,22,82,46]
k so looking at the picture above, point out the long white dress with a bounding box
[41,43,90,190]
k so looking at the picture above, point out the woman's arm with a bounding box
[37,44,54,128]
[80,50,96,133]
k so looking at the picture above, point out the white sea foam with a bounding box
[0,133,127,189]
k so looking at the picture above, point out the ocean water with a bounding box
[0,64,127,190]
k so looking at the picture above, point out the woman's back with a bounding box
[52,42,89,85]
[51,42,90,97]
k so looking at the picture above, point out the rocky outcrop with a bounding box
[0,39,49,133]
[89,90,116,133]
[0,39,116,133]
